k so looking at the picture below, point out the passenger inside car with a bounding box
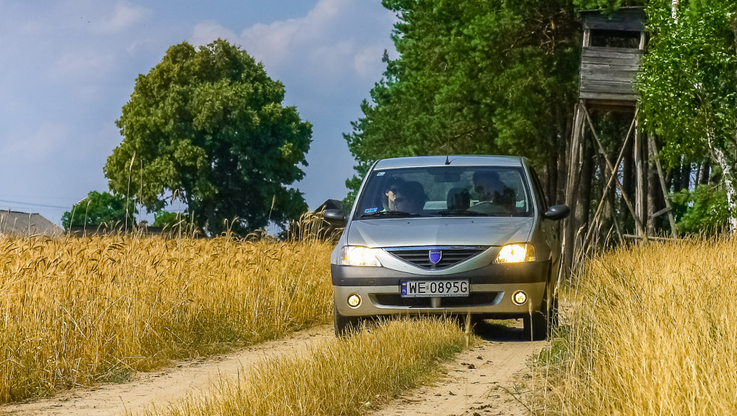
[469,171,515,214]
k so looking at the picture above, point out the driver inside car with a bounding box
[392,181,426,213]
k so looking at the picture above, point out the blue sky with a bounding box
[0,0,397,225]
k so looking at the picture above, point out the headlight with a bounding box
[494,243,536,264]
[339,246,382,267]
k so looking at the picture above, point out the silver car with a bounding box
[325,155,569,340]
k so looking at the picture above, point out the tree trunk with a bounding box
[557,115,572,205]
[679,158,691,192]
[647,152,659,235]
[713,147,737,232]
[699,159,711,185]
[547,146,558,206]
[622,134,634,230]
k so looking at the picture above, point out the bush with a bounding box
[670,184,729,235]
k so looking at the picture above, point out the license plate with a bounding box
[401,280,469,298]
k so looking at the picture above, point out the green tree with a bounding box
[638,0,737,231]
[153,210,184,228]
[670,184,730,235]
[61,191,136,231]
[344,0,581,206]
[105,39,312,236]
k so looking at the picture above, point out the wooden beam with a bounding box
[623,234,678,241]
[634,122,646,239]
[582,104,645,236]
[648,136,679,237]
[652,206,672,218]
[562,102,586,274]
[582,110,637,249]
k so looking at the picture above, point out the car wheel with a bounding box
[334,304,362,337]
[522,292,557,341]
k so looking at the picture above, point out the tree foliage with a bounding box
[670,184,730,234]
[61,191,136,231]
[639,0,737,168]
[153,210,186,228]
[343,0,581,205]
[638,0,737,229]
[105,39,312,236]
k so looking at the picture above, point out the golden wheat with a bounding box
[539,236,737,415]
[0,234,333,403]
[139,318,471,416]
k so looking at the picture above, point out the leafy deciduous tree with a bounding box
[61,191,136,231]
[638,0,737,231]
[105,39,312,236]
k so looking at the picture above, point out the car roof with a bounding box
[374,155,525,170]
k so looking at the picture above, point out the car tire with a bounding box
[334,304,362,337]
[523,292,557,341]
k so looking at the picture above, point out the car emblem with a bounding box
[429,249,442,265]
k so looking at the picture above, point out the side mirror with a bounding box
[544,205,570,221]
[323,209,348,227]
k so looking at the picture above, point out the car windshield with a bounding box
[354,166,534,219]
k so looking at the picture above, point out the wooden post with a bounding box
[634,123,646,239]
[584,107,644,234]
[563,102,586,275]
[649,136,678,237]
[582,113,636,250]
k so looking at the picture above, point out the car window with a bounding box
[529,167,548,211]
[354,166,533,219]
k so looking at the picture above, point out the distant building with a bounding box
[0,210,63,237]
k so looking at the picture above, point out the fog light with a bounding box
[512,290,527,306]
[347,294,361,308]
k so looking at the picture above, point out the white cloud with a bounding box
[190,0,394,81]
[6,123,71,159]
[190,21,239,47]
[91,2,151,34]
[52,50,116,79]
[353,45,386,78]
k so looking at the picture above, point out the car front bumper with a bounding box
[332,262,549,318]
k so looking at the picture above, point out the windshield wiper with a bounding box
[360,210,417,218]
[436,210,493,217]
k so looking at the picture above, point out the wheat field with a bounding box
[541,236,737,415]
[0,234,334,404]
[139,318,470,416]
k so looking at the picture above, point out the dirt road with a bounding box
[369,320,546,416]
[2,321,544,416]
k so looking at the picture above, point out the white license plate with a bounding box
[400,280,469,298]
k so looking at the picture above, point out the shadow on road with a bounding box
[471,319,531,342]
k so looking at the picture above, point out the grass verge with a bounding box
[0,235,333,404]
[139,318,473,416]
[533,235,737,415]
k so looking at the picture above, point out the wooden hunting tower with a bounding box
[564,7,677,271]
[579,7,645,107]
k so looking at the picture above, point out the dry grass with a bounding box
[139,318,472,416]
[536,236,737,415]
[0,234,333,403]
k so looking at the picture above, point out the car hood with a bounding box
[346,217,535,248]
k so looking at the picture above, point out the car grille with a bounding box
[371,293,500,308]
[385,246,487,269]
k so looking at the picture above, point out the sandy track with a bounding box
[2,321,544,416]
[1,325,334,416]
[369,320,545,416]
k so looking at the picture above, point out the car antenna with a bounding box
[445,155,451,165]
